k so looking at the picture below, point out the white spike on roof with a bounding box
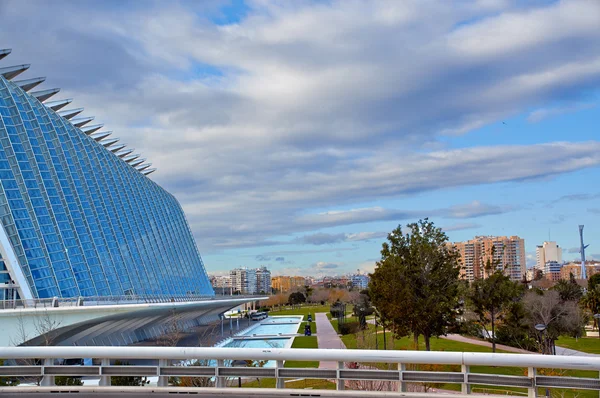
[14,77,46,92]
[89,131,112,141]
[116,148,134,158]
[136,163,151,171]
[31,88,60,102]
[0,64,30,80]
[123,154,140,162]
[44,99,73,111]
[71,116,94,128]
[0,49,11,61]
[130,158,145,167]
[142,168,156,175]
[57,108,84,120]
[101,138,119,147]
[110,144,126,153]
[81,124,103,135]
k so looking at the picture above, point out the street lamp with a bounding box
[535,324,547,355]
[593,314,600,340]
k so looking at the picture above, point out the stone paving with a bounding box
[315,312,345,369]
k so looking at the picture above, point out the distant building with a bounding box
[452,236,526,282]
[543,261,562,282]
[271,276,306,292]
[536,242,562,271]
[230,267,257,294]
[560,261,600,280]
[351,274,370,290]
[256,266,271,294]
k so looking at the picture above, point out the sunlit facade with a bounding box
[0,49,213,299]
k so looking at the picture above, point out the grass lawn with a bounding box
[284,336,319,368]
[556,336,600,354]
[296,321,316,335]
[269,304,329,320]
[243,378,335,389]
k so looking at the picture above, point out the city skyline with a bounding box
[2,0,599,277]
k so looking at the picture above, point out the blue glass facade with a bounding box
[0,75,213,298]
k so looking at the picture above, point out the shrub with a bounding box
[338,321,361,335]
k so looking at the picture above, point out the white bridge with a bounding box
[0,346,599,397]
[0,296,262,347]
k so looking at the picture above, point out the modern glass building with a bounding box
[0,49,213,299]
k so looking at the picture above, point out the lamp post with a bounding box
[594,314,600,340]
[535,323,550,398]
[535,324,547,354]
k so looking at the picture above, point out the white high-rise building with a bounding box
[536,241,563,271]
[256,266,271,294]
[230,267,257,295]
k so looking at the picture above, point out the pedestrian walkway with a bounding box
[315,312,346,369]
[441,334,534,354]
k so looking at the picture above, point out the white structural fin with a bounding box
[136,163,151,171]
[14,77,46,92]
[56,108,83,120]
[101,138,119,147]
[116,148,134,158]
[142,168,156,175]
[0,64,30,80]
[58,108,84,120]
[123,154,140,162]
[44,98,73,111]
[130,158,145,167]
[89,131,112,141]
[31,88,60,102]
[71,116,94,128]
[81,124,104,135]
[0,49,11,61]
[109,144,126,153]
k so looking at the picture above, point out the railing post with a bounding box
[157,358,168,387]
[336,361,344,391]
[462,364,471,394]
[99,358,111,386]
[528,367,537,398]
[216,359,225,388]
[276,360,285,389]
[40,358,54,386]
[398,363,407,392]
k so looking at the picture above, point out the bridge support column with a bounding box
[336,361,344,390]
[462,364,471,394]
[99,358,111,386]
[398,363,406,392]
[528,367,537,398]
[276,360,284,389]
[157,358,168,387]
[40,358,54,386]
[216,359,225,388]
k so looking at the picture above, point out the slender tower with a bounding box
[579,225,589,280]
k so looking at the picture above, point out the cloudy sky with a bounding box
[2,0,599,277]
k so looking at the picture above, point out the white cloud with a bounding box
[528,103,597,123]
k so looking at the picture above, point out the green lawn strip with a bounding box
[285,336,319,368]
[243,378,335,389]
[556,336,600,354]
[269,305,329,320]
[296,321,317,335]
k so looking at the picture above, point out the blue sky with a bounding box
[1,0,599,277]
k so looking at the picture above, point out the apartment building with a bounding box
[536,241,563,271]
[271,276,306,292]
[452,236,526,282]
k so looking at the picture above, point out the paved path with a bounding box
[315,312,346,369]
[443,334,597,356]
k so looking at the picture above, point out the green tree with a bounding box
[288,292,306,306]
[0,359,19,386]
[369,219,461,351]
[468,270,522,352]
[111,360,150,386]
[553,275,583,302]
[55,376,83,386]
[589,274,600,291]
[582,285,600,329]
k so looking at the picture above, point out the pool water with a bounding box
[239,323,298,336]
[260,316,302,324]
[222,338,288,349]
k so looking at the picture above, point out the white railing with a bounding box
[0,347,599,396]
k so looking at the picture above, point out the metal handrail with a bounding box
[0,347,599,395]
